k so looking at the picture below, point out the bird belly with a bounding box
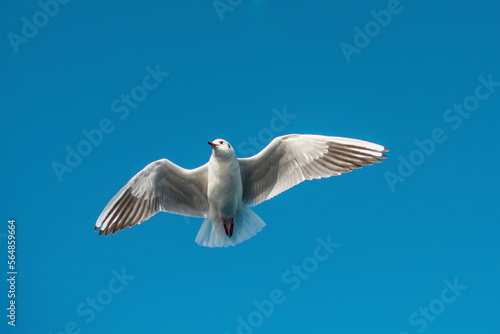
[207,166,242,219]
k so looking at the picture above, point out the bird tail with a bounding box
[195,205,266,248]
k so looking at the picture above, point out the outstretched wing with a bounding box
[238,134,388,207]
[95,159,208,236]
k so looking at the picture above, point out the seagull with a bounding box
[94,134,388,247]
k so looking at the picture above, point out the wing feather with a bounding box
[239,134,388,206]
[95,159,208,236]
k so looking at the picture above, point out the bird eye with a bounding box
[219,141,223,144]
[228,143,231,148]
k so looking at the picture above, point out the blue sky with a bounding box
[1,0,499,333]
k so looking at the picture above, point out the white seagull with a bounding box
[95,134,388,247]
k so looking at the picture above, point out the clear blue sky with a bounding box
[1,1,499,333]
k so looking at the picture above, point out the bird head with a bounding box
[208,139,235,158]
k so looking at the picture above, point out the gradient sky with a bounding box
[1,1,500,333]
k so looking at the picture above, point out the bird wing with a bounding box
[95,159,209,236]
[238,134,388,206]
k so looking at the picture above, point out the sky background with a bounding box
[1,0,499,333]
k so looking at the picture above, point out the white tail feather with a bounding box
[195,205,266,248]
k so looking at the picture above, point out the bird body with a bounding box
[203,139,251,247]
[95,134,388,247]
[207,140,242,221]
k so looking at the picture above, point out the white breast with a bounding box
[207,154,243,219]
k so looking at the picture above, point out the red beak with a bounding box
[208,141,217,148]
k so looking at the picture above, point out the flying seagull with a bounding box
[95,134,388,247]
